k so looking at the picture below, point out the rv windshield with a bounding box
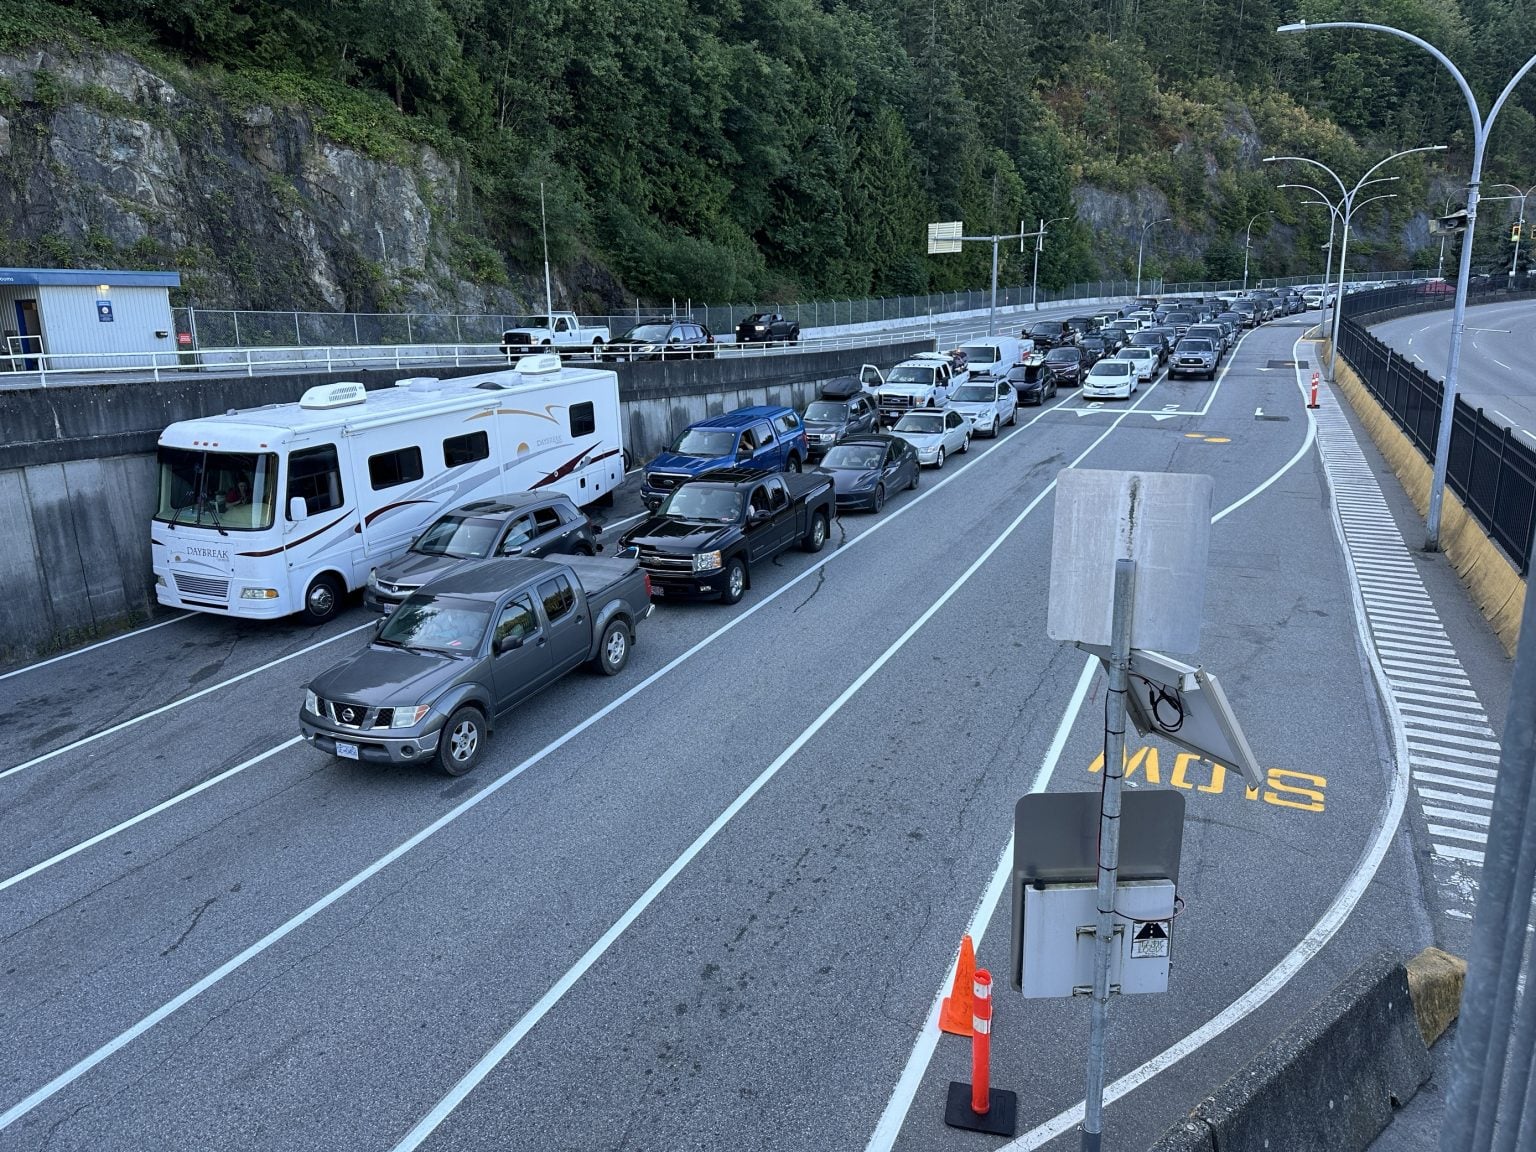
[154,448,277,531]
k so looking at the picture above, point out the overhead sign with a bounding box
[1047,469,1214,655]
[96,299,114,323]
[927,221,963,255]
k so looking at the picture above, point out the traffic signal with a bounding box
[1513,222,1524,243]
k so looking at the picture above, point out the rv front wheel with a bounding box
[302,574,341,624]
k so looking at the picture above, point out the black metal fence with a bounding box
[1335,280,1536,574]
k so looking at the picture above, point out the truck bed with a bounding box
[563,555,645,599]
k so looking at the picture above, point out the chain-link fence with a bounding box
[172,269,1435,352]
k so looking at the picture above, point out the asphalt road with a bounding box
[0,310,1492,1151]
[1371,300,1536,443]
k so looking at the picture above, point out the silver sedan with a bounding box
[890,408,971,468]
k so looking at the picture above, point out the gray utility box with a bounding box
[1018,878,1176,999]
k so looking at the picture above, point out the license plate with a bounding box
[651,585,665,596]
[336,741,359,760]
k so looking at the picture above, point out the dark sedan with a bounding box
[1043,345,1085,387]
[1077,336,1109,367]
[735,312,800,343]
[365,494,599,614]
[1006,362,1059,406]
[814,435,919,513]
[1129,330,1171,366]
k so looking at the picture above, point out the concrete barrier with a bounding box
[1147,949,1465,1152]
[0,338,930,661]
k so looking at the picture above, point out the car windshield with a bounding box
[886,366,934,384]
[1029,323,1058,337]
[959,345,1000,364]
[1123,348,1152,359]
[378,595,491,653]
[1179,340,1214,352]
[743,314,768,324]
[1092,362,1130,376]
[411,514,503,559]
[1131,333,1162,346]
[660,485,745,522]
[620,323,672,342]
[1046,349,1077,362]
[951,385,996,403]
[154,448,279,532]
[670,428,737,456]
[520,315,551,328]
[1082,338,1106,350]
[1167,312,1194,322]
[822,444,884,469]
[804,401,847,421]
[894,413,944,434]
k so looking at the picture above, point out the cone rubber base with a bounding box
[943,1081,1017,1136]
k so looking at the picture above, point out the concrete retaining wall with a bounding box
[1148,948,1465,1152]
[0,339,930,661]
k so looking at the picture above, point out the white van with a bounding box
[151,355,624,623]
[956,337,1026,379]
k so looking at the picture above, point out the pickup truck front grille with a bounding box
[636,547,694,573]
[646,472,689,492]
[317,698,380,729]
[879,394,915,409]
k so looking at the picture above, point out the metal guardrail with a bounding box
[1337,282,1536,575]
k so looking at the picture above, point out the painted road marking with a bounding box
[0,614,193,683]
[1086,747,1326,812]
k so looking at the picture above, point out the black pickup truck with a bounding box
[619,469,835,604]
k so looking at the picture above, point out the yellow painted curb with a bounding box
[1324,345,1524,656]
[1405,947,1467,1048]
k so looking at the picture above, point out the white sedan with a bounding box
[1081,358,1140,400]
[946,379,1018,437]
[1118,346,1157,382]
[891,408,971,468]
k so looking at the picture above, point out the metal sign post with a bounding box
[926,220,1040,336]
[1082,557,1136,1152]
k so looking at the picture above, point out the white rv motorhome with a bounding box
[151,355,624,623]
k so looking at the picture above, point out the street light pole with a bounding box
[1278,22,1536,553]
[1280,184,1342,328]
[1264,146,1445,385]
[1136,217,1170,296]
[1032,216,1073,311]
[1484,183,1535,287]
[953,224,1033,335]
[1242,211,1273,291]
[540,181,555,320]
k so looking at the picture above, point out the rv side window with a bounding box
[569,402,596,438]
[287,445,345,517]
[443,431,489,468]
[369,447,424,490]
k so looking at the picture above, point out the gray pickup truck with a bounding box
[300,555,653,776]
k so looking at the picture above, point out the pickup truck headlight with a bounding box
[304,689,320,716]
[694,550,723,572]
[386,704,431,729]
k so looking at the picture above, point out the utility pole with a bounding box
[1031,216,1074,311]
[1136,218,1170,297]
[1242,211,1273,291]
[540,181,555,320]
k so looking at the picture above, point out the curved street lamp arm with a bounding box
[1356,145,1446,195]
[1264,154,1347,200]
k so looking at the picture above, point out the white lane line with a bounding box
[0,361,1100,1128]
[1418,787,1493,810]
[1403,716,1497,736]
[597,512,646,534]
[1520,429,1536,446]
[0,615,193,683]
[1492,358,1512,371]
[1434,844,1486,864]
[863,657,1097,1152]
[387,369,1180,1151]
[866,333,1323,1152]
[0,739,304,893]
[0,624,374,784]
[1409,758,1498,779]
[1398,686,1480,701]
[1423,807,1490,827]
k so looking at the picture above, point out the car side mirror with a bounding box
[749,509,770,525]
[288,496,309,522]
[496,633,524,653]
[501,543,523,556]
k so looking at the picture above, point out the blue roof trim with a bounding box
[0,267,181,288]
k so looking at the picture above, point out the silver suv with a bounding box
[1170,338,1218,380]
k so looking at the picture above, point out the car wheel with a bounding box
[436,706,485,777]
[721,557,747,604]
[873,484,886,513]
[934,447,945,470]
[575,541,597,556]
[802,510,828,553]
[594,619,631,676]
[909,467,919,490]
[959,434,970,454]
[786,454,802,473]
[302,574,342,625]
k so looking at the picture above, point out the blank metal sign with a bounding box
[1047,468,1214,655]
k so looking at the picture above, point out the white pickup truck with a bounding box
[500,313,610,357]
[876,353,968,424]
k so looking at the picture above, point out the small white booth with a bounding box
[0,267,180,372]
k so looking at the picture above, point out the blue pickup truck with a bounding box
[640,406,810,511]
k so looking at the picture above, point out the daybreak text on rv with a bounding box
[151,355,626,624]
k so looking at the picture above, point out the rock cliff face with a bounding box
[0,49,525,313]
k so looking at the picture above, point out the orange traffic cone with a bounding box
[939,935,977,1036]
